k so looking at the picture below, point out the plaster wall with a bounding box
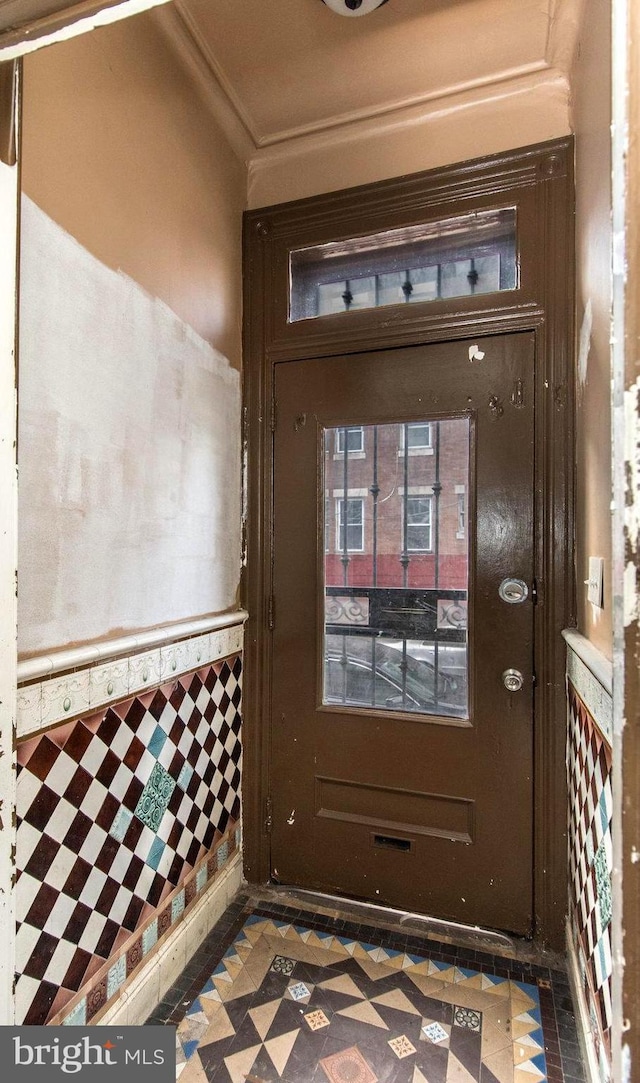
[21,9,244,366]
[572,0,613,658]
[18,11,246,656]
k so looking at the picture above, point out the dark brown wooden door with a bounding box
[270,332,535,935]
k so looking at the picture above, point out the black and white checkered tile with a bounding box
[16,655,242,1025]
[568,683,612,1065]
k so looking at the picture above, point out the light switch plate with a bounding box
[587,556,604,608]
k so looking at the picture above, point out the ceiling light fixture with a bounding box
[320,0,389,16]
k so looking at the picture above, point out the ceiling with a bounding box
[164,0,571,150]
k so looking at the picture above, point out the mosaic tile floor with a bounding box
[148,897,586,1083]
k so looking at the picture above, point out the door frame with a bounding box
[242,137,575,951]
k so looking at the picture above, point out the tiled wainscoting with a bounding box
[15,620,244,1027]
[564,632,613,1083]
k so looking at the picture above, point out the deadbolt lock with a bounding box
[502,668,524,692]
[498,577,529,604]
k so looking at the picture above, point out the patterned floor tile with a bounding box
[149,897,585,1083]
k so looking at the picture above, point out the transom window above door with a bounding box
[289,207,517,323]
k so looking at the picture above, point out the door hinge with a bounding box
[265,795,273,835]
[268,594,275,631]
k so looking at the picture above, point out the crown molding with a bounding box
[151,3,574,188]
[151,2,256,162]
[250,65,571,168]
[156,3,573,157]
[253,59,552,150]
[545,0,586,72]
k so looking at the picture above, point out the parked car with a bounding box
[324,633,468,718]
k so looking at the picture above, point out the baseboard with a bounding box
[96,854,244,1026]
[566,919,605,1083]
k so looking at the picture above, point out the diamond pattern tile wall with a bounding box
[568,681,612,1079]
[15,655,242,1026]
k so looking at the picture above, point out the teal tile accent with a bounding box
[107,956,126,999]
[147,836,166,871]
[177,762,194,790]
[63,999,87,1025]
[148,724,168,759]
[172,890,186,923]
[196,865,208,892]
[235,825,241,849]
[134,762,177,832]
[595,839,612,927]
[216,841,229,870]
[143,920,159,956]
[109,807,133,843]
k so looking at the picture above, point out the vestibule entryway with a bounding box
[242,139,575,954]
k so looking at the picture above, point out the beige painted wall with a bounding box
[248,74,571,208]
[572,0,613,657]
[21,8,245,367]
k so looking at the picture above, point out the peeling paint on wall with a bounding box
[578,298,593,388]
[18,197,242,654]
[623,377,640,627]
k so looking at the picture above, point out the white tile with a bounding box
[16,768,42,817]
[108,844,136,884]
[110,724,137,762]
[90,658,130,708]
[185,635,210,671]
[41,670,91,726]
[15,872,43,922]
[134,864,156,899]
[41,843,78,891]
[160,641,190,681]
[80,736,112,776]
[43,794,79,843]
[108,886,135,926]
[15,821,42,870]
[43,893,79,937]
[109,763,135,803]
[78,867,110,910]
[78,824,109,868]
[16,684,42,736]
[15,922,44,972]
[15,974,42,1025]
[79,778,110,821]
[44,938,80,985]
[229,625,243,655]
[210,629,228,662]
[78,910,110,952]
[128,649,161,694]
[45,749,83,796]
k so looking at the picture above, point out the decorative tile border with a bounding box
[566,643,612,746]
[17,622,244,738]
[51,820,241,1026]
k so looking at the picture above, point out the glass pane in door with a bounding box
[323,418,470,719]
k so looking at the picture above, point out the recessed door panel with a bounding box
[270,333,535,935]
